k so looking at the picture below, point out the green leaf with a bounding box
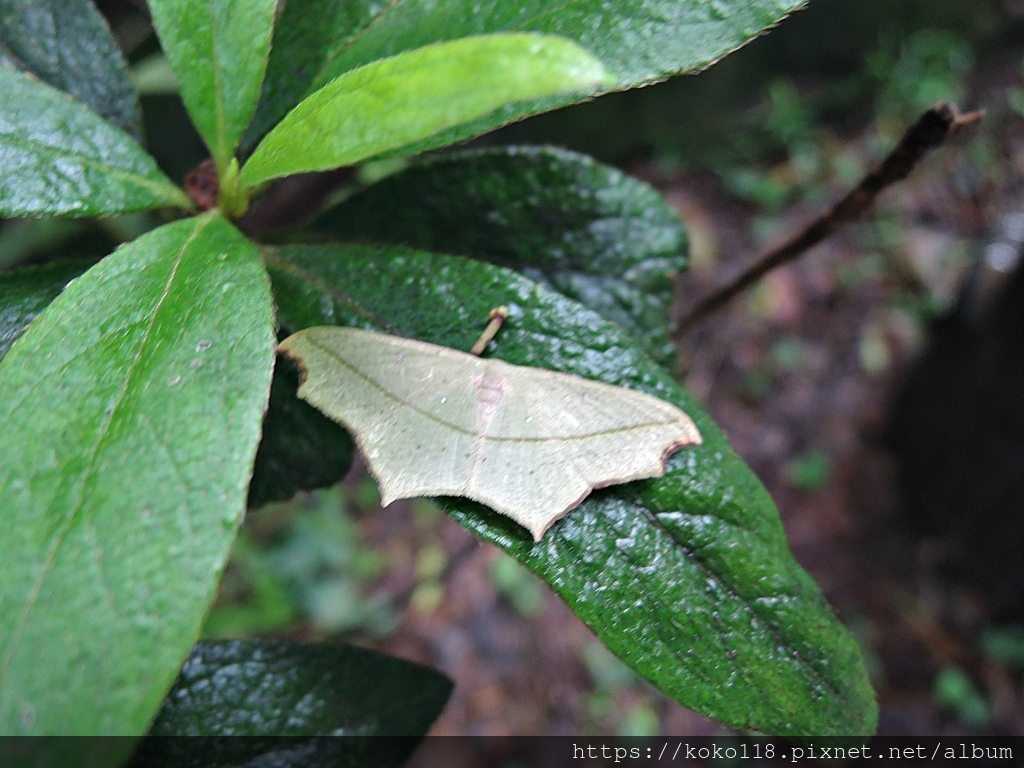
[146,640,452,736]
[265,243,877,737]
[0,213,276,735]
[0,0,142,139]
[317,146,687,366]
[248,356,354,509]
[131,641,450,767]
[0,68,190,216]
[0,258,95,359]
[0,261,352,513]
[245,0,807,151]
[148,0,277,171]
[241,34,610,187]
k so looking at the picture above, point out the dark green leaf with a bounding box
[146,640,452,736]
[0,68,191,216]
[0,258,94,359]
[0,740,135,768]
[148,0,277,171]
[241,34,609,186]
[0,0,141,139]
[131,640,450,767]
[248,356,354,509]
[265,243,877,737]
[318,146,687,366]
[0,213,276,735]
[245,0,807,152]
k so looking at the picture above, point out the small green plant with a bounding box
[869,29,974,119]
[981,624,1024,671]
[0,0,876,752]
[785,449,833,494]
[932,666,991,727]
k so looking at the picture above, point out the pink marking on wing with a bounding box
[475,373,508,425]
[467,373,510,483]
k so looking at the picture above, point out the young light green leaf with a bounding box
[241,34,611,187]
[315,146,688,366]
[245,0,806,151]
[279,326,701,541]
[0,213,276,735]
[0,0,142,138]
[148,0,277,172]
[265,243,877,736]
[0,67,190,216]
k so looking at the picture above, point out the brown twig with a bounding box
[675,102,984,336]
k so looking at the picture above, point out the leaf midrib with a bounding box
[0,131,181,203]
[206,1,229,169]
[635,504,840,705]
[0,216,212,688]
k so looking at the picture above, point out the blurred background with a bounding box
[4,0,1024,737]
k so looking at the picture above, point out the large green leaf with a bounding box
[245,0,807,152]
[240,34,610,187]
[0,0,141,139]
[265,243,877,737]
[148,0,277,172]
[0,258,95,359]
[316,146,687,367]
[0,260,351,514]
[0,67,190,216]
[0,213,276,735]
[0,258,352,512]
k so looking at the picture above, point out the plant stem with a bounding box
[470,306,510,355]
[217,158,249,219]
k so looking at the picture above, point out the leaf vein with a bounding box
[634,504,840,699]
[0,132,179,202]
[0,217,213,683]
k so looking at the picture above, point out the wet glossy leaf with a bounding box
[265,242,877,737]
[145,640,452,737]
[149,0,277,171]
[0,68,190,216]
[241,34,610,186]
[0,0,141,138]
[0,214,276,735]
[318,147,688,366]
[245,0,807,151]
[132,642,450,766]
